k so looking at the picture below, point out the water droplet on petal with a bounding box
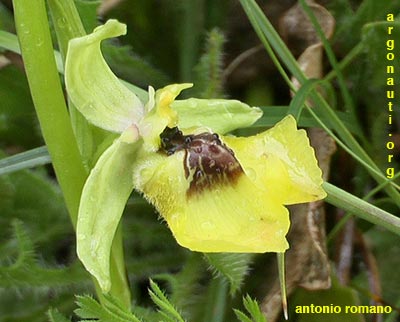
[246,167,257,181]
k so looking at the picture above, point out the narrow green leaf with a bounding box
[47,0,86,59]
[324,182,400,236]
[253,107,361,137]
[239,0,400,206]
[48,0,99,172]
[287,79,320,122]
[0,29,20,53]
[0,146,51,176]
[299,0,357,118]
[0,30,64,74]
[239,0,305,83]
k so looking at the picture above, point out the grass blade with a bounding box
[0,146,51,175]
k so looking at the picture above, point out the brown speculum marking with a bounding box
[160,127,244,197]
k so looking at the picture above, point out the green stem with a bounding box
[47,0,131,308]
[13,0,86,225]
[13,0,131,308]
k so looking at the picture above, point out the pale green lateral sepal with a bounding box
[76,128,140,292]
[171,98,262,134]
[65,19,144,133]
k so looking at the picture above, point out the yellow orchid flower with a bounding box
[134,115,325,253]
[65,19,326,292]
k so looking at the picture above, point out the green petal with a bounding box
[65,19,144,133]
[76,132,139,292]
[171,98,262,134]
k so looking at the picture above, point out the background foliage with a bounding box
[1,0,400,321]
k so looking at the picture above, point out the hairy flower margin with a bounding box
[65,19,326,292]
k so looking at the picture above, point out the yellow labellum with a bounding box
[133,115,325,253]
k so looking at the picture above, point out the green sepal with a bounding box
[76,131,140,292]
[65,19,144,133]
[171,98,262,134]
